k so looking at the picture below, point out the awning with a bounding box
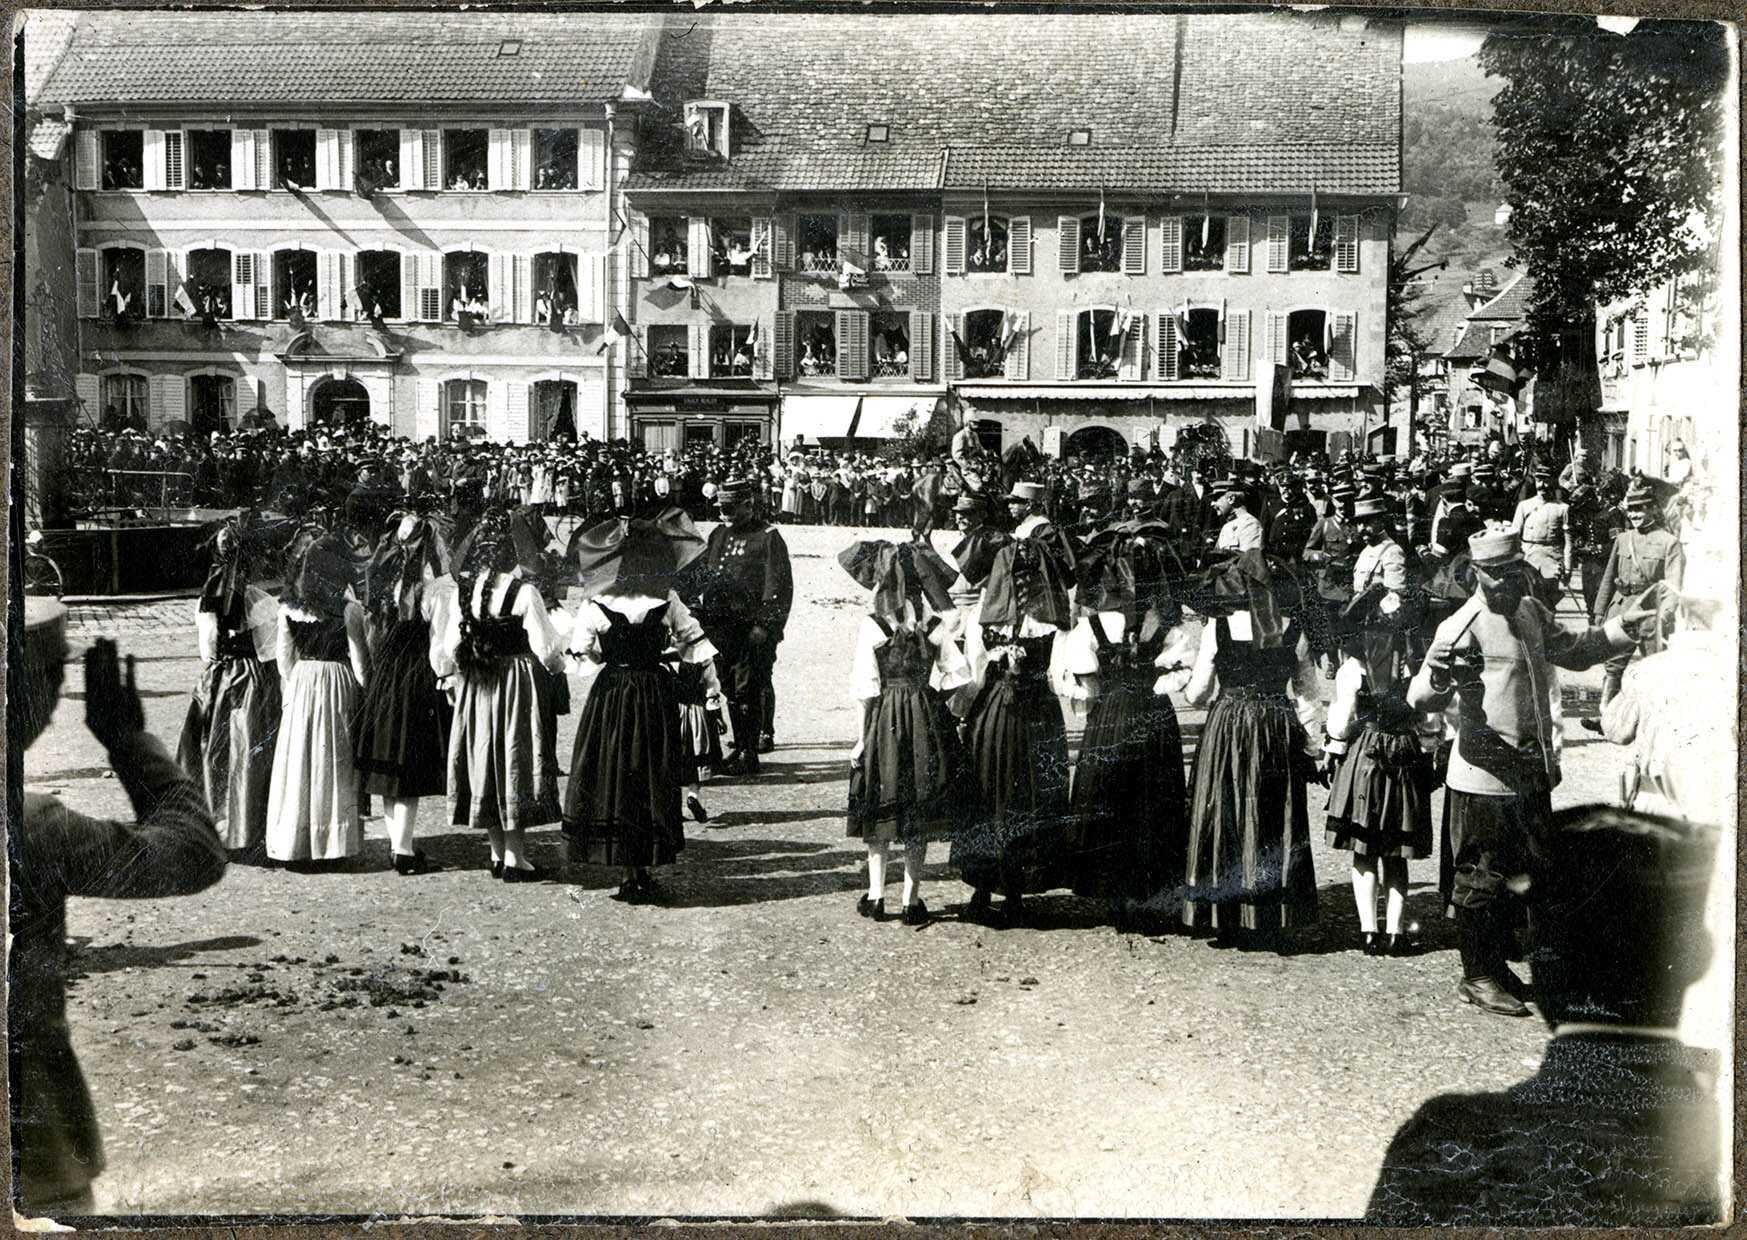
[779,394,861,441]
[1286,385,1361,400]
[849,395,930,439]
[957,384,1253,402]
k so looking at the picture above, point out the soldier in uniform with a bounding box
[1567,472,1626,624]
[690,478,794,772]
[1209,477,1263,555]
[1427,461,1474,554]
[1467,461,1513,523]
[1263,472,1316,561]
[1585,475,1684,722]
[1510,463,1572,609]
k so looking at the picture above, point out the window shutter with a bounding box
[1265,311,1287,366]
[1160,215,1183,274]
[1156,311,1179,381]
[317,251,338,321]
[1004,311,1030,381]
[1222,309,1251,381]
[588,253,608,322]
[1266,215,1289,273]
[146,248,168,317]
[773,311,795,380]
[911,214,935,275]
[510,129,532,191]
[1226,214,1251,274]
[1335,214,1360,273]
[485,381,508,442]
[231,251,256,319]
[401,252,420,323]
[232,130,256,191]
[315,130,336,190]
[942,313,962,383]
[842,214,869,271]
[625,327,645,379]
[76,249,99,318]
[340,252,357,321]
[627,213,649,280]
[836,310,868,381]
[163,130,185,190]
[1057,216,1080,274]
[578,127,605,191]
[910,310,934,381]
[399,130,420,191]
[1122,216,1148,275]
[1008,216,1032,275]
[687,217,713,278]
[415,379,440,441]
[254,129,272,189]
[1056,310,1077,379]
[75,130,99,190]
[688,324,709,381]
[510,254,532,323]
[238,374,260,418]
[143,130,166,190]
[75,373,101,416]
[254,251,273,320]
[1330,312,1357,380]
[750,217,773,279]
[1120,313,1144,381]
[506,382,530,441]
[421,253,443,321]
[772,214,795,271]
[165,251,185,316]
[1631,305,1650,364]
[488,253,507,319]
[154,374,186,429]
[754,320,773,380]
[488,129,510,190]
[942,217,966,275]
[422,131,441,190]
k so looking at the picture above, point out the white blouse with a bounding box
[1060,609,1200,704]
[848,613,973,703]
[566,591,717,674]
[1182,610,1324,756]
[195,584,278,665]
[428,571,567,682]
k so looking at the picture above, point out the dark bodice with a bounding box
[465,579,533,659]
[1088,616,1164,691]
[982,628,1057,684]
[873,618,937,688]
[598,606,668,671]
[1212,617,1299,695]
[287,614,350,661]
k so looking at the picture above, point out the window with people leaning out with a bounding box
[797,215,840,274]
[102,130,144,190]
[796,311,837,377]
[184,248,232,320]
[533,128,578,190]
[870,215,912,272]
[709,324,756,378]
[103,373,148,429]
[960,309,1009,379]
[100,248,146,324]
[1076,308,1125,379]
[355,129,398,192]
[1290,215,1334,271]
[1288,308,1330,379]
[533,253,579,327]
[445,251,491,325]
[1185,216,1226,272]
[649,218,688,276]
[711,218,755,276]
[190,374,236,435]
[968,216,1008,273]
[444,378,488,440]
[354,250,401,322]
[445,129,489,191]
[871,312,910,378]
[1180,308,1222,379]
[274,250,318,320]
[274,129,317,189]
[647,324,689,379]
[1079,214,1123,272]
[186,129,231,189]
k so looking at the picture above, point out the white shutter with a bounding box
[420,254,443,321]
[911,214,935,275]
[488,129,511,190]
[317,251,338,321]
[76,249,99,318]
[315,130,338,190]
[258,251,275,320]
[750,218,773,279]
[488,253,507,320]
[1156,312,1179,381]
[836,310,869,381]
[340,252,356,321]
[506,382,530,441]
[1226,214,1251,274]
[1222,309,1251,381]
[588,254,608,322]
[336,130,355,190]
[415,379,440,441]
[1631,304,1650,364]
[75,130,100,190]
[486,381,509,442]
[512,129,532,191]
[942,313,962,383]
[401,252,420,322]
[628,213,649,280]
[1004,311,1030,381]
[842,213,869,271]
[232,130,256,191]
[1266,215,1289,273]
[1008,216,1032,275]
[75,373,101,417]
[238,375,260,417]
[1122,216,1147,275]
[513,254,534,323]
[942,217,966,275]
[146,248,168,318]
[1120,314,1143,381]
[773,311,795,380]
[772,214,795,271]
[910,310,934,382]
[399,130,420,191]
[688,324,709,381]
[1056,310,1077,379]
[578,127,605,191]
[163,130,185,190]
[1335,215,1360,274]
[1330,312,1357,381]
[687,217,713,278]
[422,130,442,190]
[1160,215,1183,273]
[254,129,272,190]
[154,374,186,429]
[143,130,166,190]
[1265,311,1288,366]
[754,320,773,380]
[1058,216,1080,274]
[231,252,255,319]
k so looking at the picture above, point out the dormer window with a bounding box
[865,123,889,144]
[684,101,731,160]
[1067,129,1091,146]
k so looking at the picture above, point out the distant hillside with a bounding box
[1401,54,1506,271]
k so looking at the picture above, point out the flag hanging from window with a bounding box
[1201,192,1211,250]
[1475,345,1522,397]
[174,282,197,318]
[1110,307,1131,340]
[1309,182,1319,238]
[1098,188,1107,245]
[983,181,991,245]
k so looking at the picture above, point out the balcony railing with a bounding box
[799,252,841,274]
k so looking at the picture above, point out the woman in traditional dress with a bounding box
[1177,550,1325,947]
[563,512,717,903]
[842,539,972,926]
[433,508,567,880]
[266,533,372,863]
[178,516,282,858]
[1064,520,1195,930]
[352,507,454,875]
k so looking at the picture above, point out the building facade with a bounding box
[1595,276,1728,480]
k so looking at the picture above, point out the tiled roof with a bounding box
[28,117,71,162]
[1465,272,1534,322]
[1443,322,1484,361]
[37,12,657,107]
[628,149,946,193]
[943,144,1398,196]
[23,10,80,104]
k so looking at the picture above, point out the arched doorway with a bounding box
[310,377,371,431]
[1065,424,1127,461]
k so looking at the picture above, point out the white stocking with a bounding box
[1381,858,1409,934]
[866,842,888,900]
[387,798,420,857]
[1350,858,1379,933]
[900,843,924,907]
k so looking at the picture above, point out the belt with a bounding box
[1522,538,1561,548]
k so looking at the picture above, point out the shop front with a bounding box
[625,382,777,452]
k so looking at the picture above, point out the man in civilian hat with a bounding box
[1511,463,1572,608]
[1209,476,1263,554]
[1585,475,1683,724]
[691,477,793,771]
[1367,804,1723,1226]
[1408,527,1649,1017]
[1003,479,1051,540]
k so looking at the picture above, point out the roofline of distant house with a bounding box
[623,182,1405,204]
[50,98,654,120]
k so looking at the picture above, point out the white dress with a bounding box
[266,600,371,861]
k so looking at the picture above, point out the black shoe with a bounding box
[1497,965,1532,1000]
[1361,931,1385,956]
[490,859,504,879]
[963,889,993,924]
[995,894,1026,929]
[1580,717,1603,734]
[501,863,546,884]
[901,899,930,927]
[685,794,709,824]
[1459,976,1531,1017]
[758,734,775,754]
[392,850,438,876]
[1385,933,1419,957]
[857,895,885,921]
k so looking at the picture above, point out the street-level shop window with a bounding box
[444,251,491,323]
[647,325,689,378]
[184,248,233,320]
[726,421,762,448]
[1075,308,1122,379]
[190,374,236,434]
[684,423,717,450]
[967,217,1008,273]
[532,380,578,440]
[533,252,579,326]
[101,131,143,190]
[102,374,148,427]
[443,379,488,440]
[1181,309,1222,379]
[649,217,688,275]
[274,250,317,320]
[709,324,755,378]
[797,215,839,274]
[100,249,146,323]
[1078,214,1122,273]
[533,128,578,190]
[870,215,912,272]
[1289,216,1334,271]
[444,129,488,191]
[1288,308,1329,379]
[795,311,837,377]
[274,130,316,189]
[186,130,231,190]
[870,312,910,378]
[1184,216,1227,272]
[960,309,1008,379]
[710,217,754,276]
[639,420,681,453]
[356,129,398,191]
[354,250,401,321]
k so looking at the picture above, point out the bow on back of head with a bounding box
[1198,549,1283,647]
[838,539,956,620]
[572,507,706,599]
[1076,520,1181,629]
[368,510,454,621]
[979,535,1074,631]
[290,532,363,618]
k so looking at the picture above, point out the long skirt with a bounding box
[949,671,1070,894]
[1181,687,1318,932]
[848,682,966,847]
[1069,675,1189,905]
[675,661,721,784]
[178,654,282,851]
[448,653,563,832]
[266,660,363,861]
[1324,725,1433,860]
[564,664,685,868]
[352,618,451,801]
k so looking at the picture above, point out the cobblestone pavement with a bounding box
[27,526,1637,1220]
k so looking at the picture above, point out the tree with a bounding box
[1386,223,1444,422]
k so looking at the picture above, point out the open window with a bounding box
[444,129,489,191]
[533,252,579,325]
[1075,308,1124,379]
[967,216,1008,273]
[101,131,143,190]
[274,250,318,319]
[1287,309,1330,379]
[1078,214,1122,273]
[443,378,488,439]
[186,130,231,190]
[1184,217,1227,272]
[797,215,840,274]
[709,324,755,378]
[100,249,146,323]
[961,309,1008,380]
[870,311,910,378]
[443,251,490,322]
[355,129,398,191]
[870,215,912,273]
[649,217,688,276]
[190,374,236,435]
[355,250,402,320]
[102,374,148,426]
[647,325,689,378]
[1180,308,1222,379]
[185,248,233,319]
[710,217,755,276]
[272,130,316,189]
[1289,216,1334,272]
[533,129,578,190]
[532,379,578,440]
[795,311,837,377]
[683,101,731,159]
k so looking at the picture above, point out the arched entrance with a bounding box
[310,377,371,431]
[1065,424,1127,461]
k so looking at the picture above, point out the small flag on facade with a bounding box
[1475,345,1522,397]
[1309,181,1319,238]
[174,283,197,318]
